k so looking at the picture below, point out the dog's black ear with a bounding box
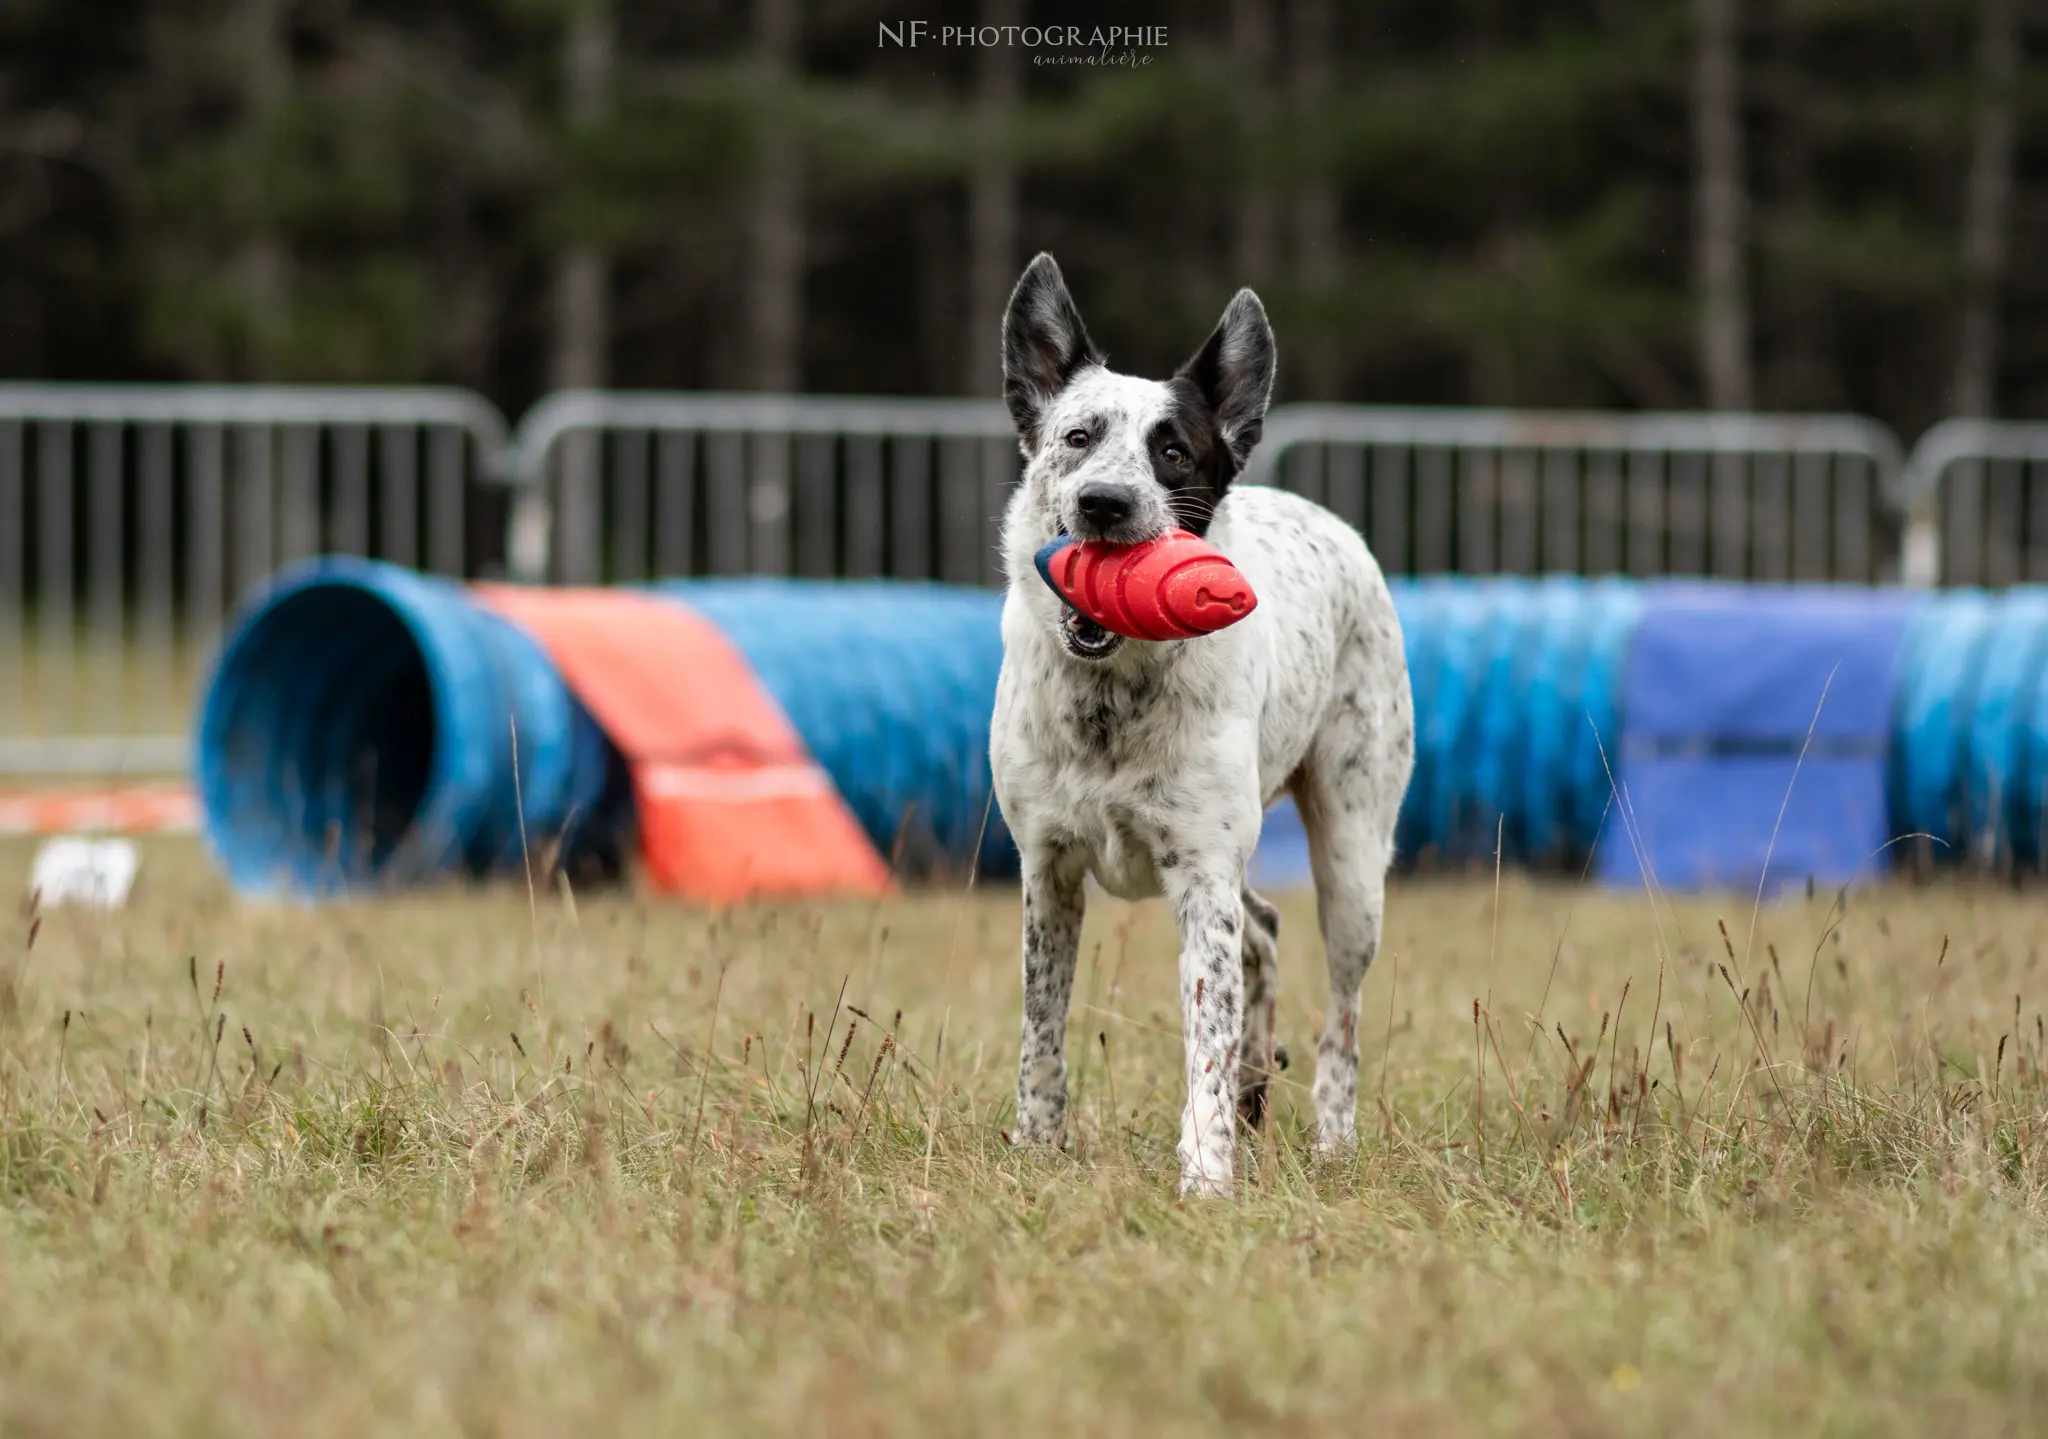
[1002,253,1102,447]
[1177,288,1276,469]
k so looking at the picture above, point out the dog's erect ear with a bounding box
[1178,288,1276,469]
[1002,253,1102,447]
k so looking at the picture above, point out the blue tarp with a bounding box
[1596,583,1917,895]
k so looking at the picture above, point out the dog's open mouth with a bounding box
[1059,605,1124,661]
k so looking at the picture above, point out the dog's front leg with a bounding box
[1164,862,1245,1198]
[1014,846,1086,1146]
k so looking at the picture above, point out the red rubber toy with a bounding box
[1034,528,1258,641]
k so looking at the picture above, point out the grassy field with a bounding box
[3,838,2047,1436]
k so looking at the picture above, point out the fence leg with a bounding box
[1902,502,1940,587]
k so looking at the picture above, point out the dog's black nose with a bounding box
[1076,483,1135,530]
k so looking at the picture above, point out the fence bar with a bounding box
[1498,449,1537,574]
[333,424,370,556]
[1751,454,1788,581]
[1902,420,2048,587]
[938,437,982,585]
[379,425,418,571]
[37,422,73,738]
[1326,441,1365,534]
[845,436,885,578]
[1708,453,1743,577]
[1540,450,1578,573]
[1668,451,1705,576]
[1371,446,1410,574]
[706,432,747,577]
[1792,452,1829,581]
[0,423,19,734]
[795,434,837,578]
[138,424,173,728]
[654,432,695,577]
[0,384,506,774]
[890,437,931,579]
[278,425,320,567]
[1626,452,1662,576]
[1836,457,1873,582]
[611,429,650,583]
[749,433,792,575]
[233,425,275,603]
[1253,404,1905,583]
[186,424,225,667]
[980,436,1016,586]
[428,427,465,577]
[89,422,124,732]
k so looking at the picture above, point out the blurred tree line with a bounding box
[0,0,2041,435]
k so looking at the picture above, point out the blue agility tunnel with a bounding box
[1891,586,2048,871]
[1252,576,1640,886]
[196,557,623,897]
[194,556,2048,900]
[201,562,1650,898]
[197,561,1010,896]
[651,579,1014,879]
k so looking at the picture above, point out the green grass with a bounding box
[3,837,2047,1435]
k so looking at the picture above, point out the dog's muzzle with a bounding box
[1058,604,1124,661]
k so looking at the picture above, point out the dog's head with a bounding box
[1000,254,1275,660]
[1002,252,1275,547]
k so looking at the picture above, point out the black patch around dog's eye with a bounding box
[1151,394,1233,538]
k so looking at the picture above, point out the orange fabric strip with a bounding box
[471,583,891,902]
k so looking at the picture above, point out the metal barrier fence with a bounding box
[503,396,1912,588]
[1249,406,1907,583]
[1897,418,2048,587]
[14,383,2041,780]
[501,391,1019,585]
[0,384,507,774]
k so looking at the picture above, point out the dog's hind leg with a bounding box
[1295,764,1396,1153]
[1014,845,1087,1146]
[1237,885,1281,1129]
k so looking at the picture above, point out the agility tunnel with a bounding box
[194,556,2048,900]
[1890,587,2048,871]
[198,558,1005,899]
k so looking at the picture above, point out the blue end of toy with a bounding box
[1033,535,1074,597]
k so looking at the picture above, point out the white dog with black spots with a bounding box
[989,253,1416,1197]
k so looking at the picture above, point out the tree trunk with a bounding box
[551,1,612,394]
[526,0,613,583]
[1953,0,2017,417]
[746,0,803,392]
[237,0,292,380]
[1692,0,1752,410]
[1289,0,1340,399]
[1232,0,1278,286]
[967,0,1021,398]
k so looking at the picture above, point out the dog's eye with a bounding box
[1162,444,1188,467]
[1064,428,1089,449]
